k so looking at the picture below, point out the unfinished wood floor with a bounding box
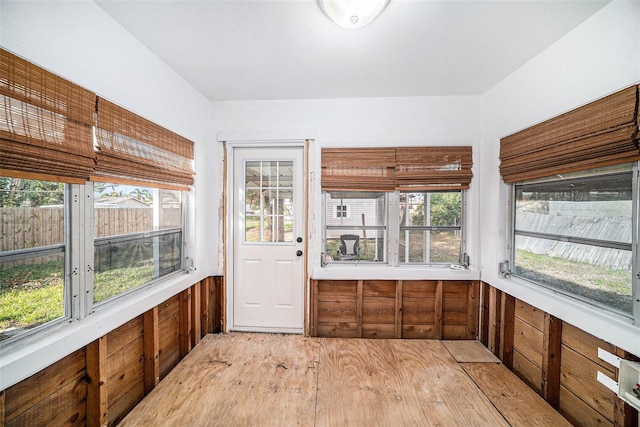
[120,333,571,426]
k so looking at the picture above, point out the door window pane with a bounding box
[244,160,294,243]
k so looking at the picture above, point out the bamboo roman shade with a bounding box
[321,146,473,191]
[395,146,473,191]
[93,97,195,190]
[321,147,396,191]
[0,49,96,182]
[500,85,640,183]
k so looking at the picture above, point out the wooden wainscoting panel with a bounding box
[5,376,87,427]
[562,322,615,369]
[158,295,180,379]
[515,300,545,331]
[559,385,613,427]
[316,280,358,337]
[560,345,616,424]
[442,280,471,339]
[106,317,144,426]
[362,280,396,338]
[86,336,108,427]
[402,280,437,339]
[143,307,160,394]
[513,317,544,369]
[3,349,86,426]
[513,349,543,393]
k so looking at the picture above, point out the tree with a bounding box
[129,188,152,203]
[407,192,461,226]
[0,178,64,207]
[430,193,461,226]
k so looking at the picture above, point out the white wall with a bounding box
[0,0,214,389]
[211,95,482,276]
[479,0,640,355]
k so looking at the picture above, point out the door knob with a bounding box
[296,250,303,257]
[296,236,303,243]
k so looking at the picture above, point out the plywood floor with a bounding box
[120,333,571,426]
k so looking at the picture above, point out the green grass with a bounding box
[0,258,155,337]
[0,260,65,333]
[93,262,154,303]
[515,249,632,314]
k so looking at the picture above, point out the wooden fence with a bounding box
[1,207,154,252]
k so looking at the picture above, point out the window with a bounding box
[334,205,349,218]
[509,164,637,318]
[500,85,640,324]
[320,145,472,266]
[244,160,293,243]
[0,178,67,341]
[0,49,194,345]
[0,178,186,342]
[93,184,183,304]
[322,190,466,265]
[324,192,387,263]
[399,191,463,264]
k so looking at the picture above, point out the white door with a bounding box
[232,146,304,332]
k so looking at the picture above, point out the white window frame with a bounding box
[505,162,640,326]
[322,190,467,267]
[0,179,187,350]
[334,204,350,219]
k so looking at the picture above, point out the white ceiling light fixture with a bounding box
[317,0,391,29]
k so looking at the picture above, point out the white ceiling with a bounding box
[96,0,610,102]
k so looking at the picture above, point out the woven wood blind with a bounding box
[321,147,396,191]
[500,85,640,183]
[395,146,473,191]
[0,49,96,182]
[94,97,195,189]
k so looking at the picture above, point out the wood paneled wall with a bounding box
[310,280,479,340]
[0,276,223,427]
[480,282,639,427]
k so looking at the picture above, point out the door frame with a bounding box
[224,139,310,333]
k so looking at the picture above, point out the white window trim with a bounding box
[505,162,640,326]
[322,190,467,267]
[0,180,188,350]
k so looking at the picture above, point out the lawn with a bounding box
[0,259,154,339]
[515,249,632,314]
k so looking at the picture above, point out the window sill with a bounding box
[312,265,480,281]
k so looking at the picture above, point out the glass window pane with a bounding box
[0,253,65,341]
[515,174,632,243]
[279,161,294,188]
[94,231,182,303]
[245,161,261,187]
[515,237,632,315]
[325,192,386,227]
[244,160,295,243]
[514,171,633,316]
[399,230,461,264]
[245,215,261,242]
[325,229,386,263]
[400,192,462,227]
[1,177,66,341]
[94,183,183,303]
[262,161,277,187]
